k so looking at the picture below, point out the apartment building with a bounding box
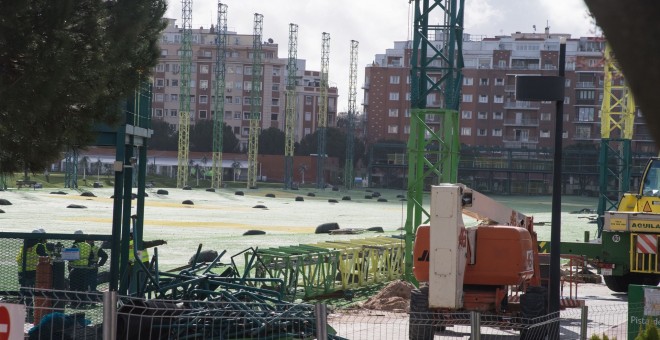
[363,32,656,154]
[152,19,338,151]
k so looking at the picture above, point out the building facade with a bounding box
[152,19,338,151]
[363,32,656,153]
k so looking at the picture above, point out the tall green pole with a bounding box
[404,0,464,282]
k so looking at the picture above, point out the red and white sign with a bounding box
[0,303,26,340]
[636,234,658,254]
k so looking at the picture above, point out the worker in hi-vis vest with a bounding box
[87,239,108,291]
[69,230,93,292]
[16,229,49,288]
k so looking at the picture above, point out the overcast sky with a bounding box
[164,0,596,112]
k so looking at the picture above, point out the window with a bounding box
[562,131,569,139]
[245,98,251,105]
[477,129,487,136]
[388,125,398,133]
[390,75,400,84]
[171,79,179,87]
[564,96,570,104]
[272,84,279,91]
[565,79,571,87]
[225,96,232,103]
[169,94,178,102]
[243,112,251,120]
[234,97,241,104]
[156,64,165,72]
[540,130,551,138]
[244,66,252,75]
[578,107,595,121]
[271,113,278,121]
[389,109,399,117]
[155,93,164,102]
[200,65,209,74]
[404,109,410,117]
[460,127,472,136]
[272,67,280,76]
[199,95,208,104]
[477,112,488,119]
[233,111,241,119]
[170,109,178,117]
[404,125,410,134]
[577,90,595,100]
[407,76,411,84]
[576,126,591,139]
[492,128,502,137]
[199,110,207,119]
[493,112,503,120]
[233,126,240,134]
[189,95,195,103]
[498,60,506,68]
[463,77,473,86]
[272,98,279,106]
[493,95,504,103]
[154,108,163,117]
[495,78,504,86]
[305,96,313,105]
[406,92,411,100]
[540,112,551,121]
[480,78,489,86]
[160,49,167,56]
[242,127,250,136]
[389,92,400,100]
[461,111,472,119]
[305,112,311,121]
[478,95,488,103]
[462,94,473,102]
[199,80,208,89]
[304,127,311,135]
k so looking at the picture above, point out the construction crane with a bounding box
[596,43,636,236]
[246,13,263,189]
[316,32,330,189]
[284,23,299,190]
[404,0,464,281]
[177,0,193,188]
[212,2,228,189]
[344,40,358,190]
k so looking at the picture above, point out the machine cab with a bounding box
[619,157,660,213]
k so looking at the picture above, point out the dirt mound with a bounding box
[361,280,414,312]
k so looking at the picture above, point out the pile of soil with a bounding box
[361,280,415,312]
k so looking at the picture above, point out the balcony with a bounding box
[503,118,539,126]
[575,82,596,89]
[502,135,539,143]
[503,101,540,110]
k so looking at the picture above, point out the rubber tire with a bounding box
[315,222,340,234]
[409,286,434,340]
[603,274,632,293]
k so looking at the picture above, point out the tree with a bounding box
[258,127,285,155]
[189,120,214,152]
[296,127,348,164]
[222,123,240,153]
[0,0,167,175]
[149,119,178,151]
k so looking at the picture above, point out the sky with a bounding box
[164,0,596,113]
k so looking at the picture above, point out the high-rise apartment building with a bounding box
[363,31,656,154]
[152,19,338,151]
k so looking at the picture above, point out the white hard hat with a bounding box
[74,230,84,235]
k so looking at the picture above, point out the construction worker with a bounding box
[87,240,108,292]
[16,229,49,289]
[16,229,49,320]
[128,228,167,267]
[69,230,92,293]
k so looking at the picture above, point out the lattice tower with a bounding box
[316,32,330,189]
[212,2,228,189]
[284,23,299,189]
[344,40,359,190]
[176,0,193,188]
[247,13,263,189]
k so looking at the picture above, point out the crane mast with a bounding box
[316,32,330,189]
[597,43,636,235]
[246,13,263,189]
[344,40,358,190]
[212,2,228,189]
[177,0,193,188]
[404,0,464,281]
[284,23,299,189]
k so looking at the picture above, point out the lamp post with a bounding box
[516,36,567,338]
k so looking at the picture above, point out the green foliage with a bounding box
[590,334,615,340]
[258,127,285,155]
[0,0,167,174]
[636,320,660,340]
[295,127,366,167]
[150,120,178,151]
